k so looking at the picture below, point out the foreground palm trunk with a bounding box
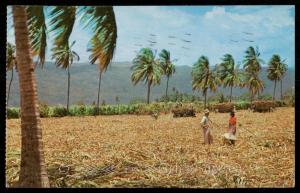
[12,6,50,188]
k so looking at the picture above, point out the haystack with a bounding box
[172,107,196,117]
[211,103,234,113]
[251,100,276,112]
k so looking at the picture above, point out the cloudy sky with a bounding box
[7,5,295,68]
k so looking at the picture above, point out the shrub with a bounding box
[85,106,99,116]
[275,100,287,107]
[234,101,251,110]
[129,97,147,105]
[52,106,68,117]
[7,108,20,119]
[39,103,50,118]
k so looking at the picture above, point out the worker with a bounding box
[228,111,237,135]
[201,109,213,144]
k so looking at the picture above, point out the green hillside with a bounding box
[6,62,295,107]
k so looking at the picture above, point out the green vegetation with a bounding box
[52,40,80,111]
[131,48,163,104]
[6,42,17,108]
[159,49,176,99]
[217,54,244,102]
[243,46,265,101]
[191,56,221,108]
[6,99,292,119]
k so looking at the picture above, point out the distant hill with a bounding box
[6,61,295,107]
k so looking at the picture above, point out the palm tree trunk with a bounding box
[12,6,50,187]
[96,71,102,114]
[229,85,233,102]
[147,81,151,104]
[280,79,283,100]
[273,80,277,101]
[7,69,14,108]
[165,76,169,99]
[67,65,70,111]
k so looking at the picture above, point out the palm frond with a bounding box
[49,6,76,48]
[26,6,47,66]
[80,6,117,71]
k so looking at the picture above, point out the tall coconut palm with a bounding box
[244,74,265,101]
[11,5,117,187]
[267,54,282,100]
[12,6,50,187]
[279,59,288,100]
[86,7,117,114]
[131,48,162,104]
[243,46,264,73]
[218,54,244,102]
[51,41,80,111]
[159,49,176,99]
[243,46,264,101]
[192,56,221,108]
[6,42,17,108]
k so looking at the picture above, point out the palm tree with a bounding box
[279,59,288,100]
[159,49,176,99]
[267,54,283,100]
[243,46,264,74]
[218,54,244,102]
[86,7,117,114]
[6,42,17,108]
[51,41,80,111]
[192,56,220,108]
[131,48,162,104]
[11,5,117,187]
[12,5,50,187]
[243,46,264,101]
[244,74,264,101]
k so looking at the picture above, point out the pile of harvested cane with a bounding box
[251,100,276,112]
[211,103,234,113]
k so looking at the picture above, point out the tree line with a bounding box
[130,46,288,108]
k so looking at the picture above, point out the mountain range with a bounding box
[6,62,295,107]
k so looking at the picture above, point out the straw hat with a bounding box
[204,109,210,114]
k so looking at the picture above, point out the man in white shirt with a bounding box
[201,109,213,144]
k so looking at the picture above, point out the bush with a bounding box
[129,98,146,105]
[257,94,273,100]
[7,108,20,119]
[234,101,251,110]
[275,100,287,107]
[39,103,50,118]
[85,106,99,116]
[52,106,68,117]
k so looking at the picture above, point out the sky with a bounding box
[7,5,295,68]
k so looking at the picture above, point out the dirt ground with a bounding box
[6,107,295,188]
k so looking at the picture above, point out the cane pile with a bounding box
[251,100,276,112]
[211,103,234,113]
